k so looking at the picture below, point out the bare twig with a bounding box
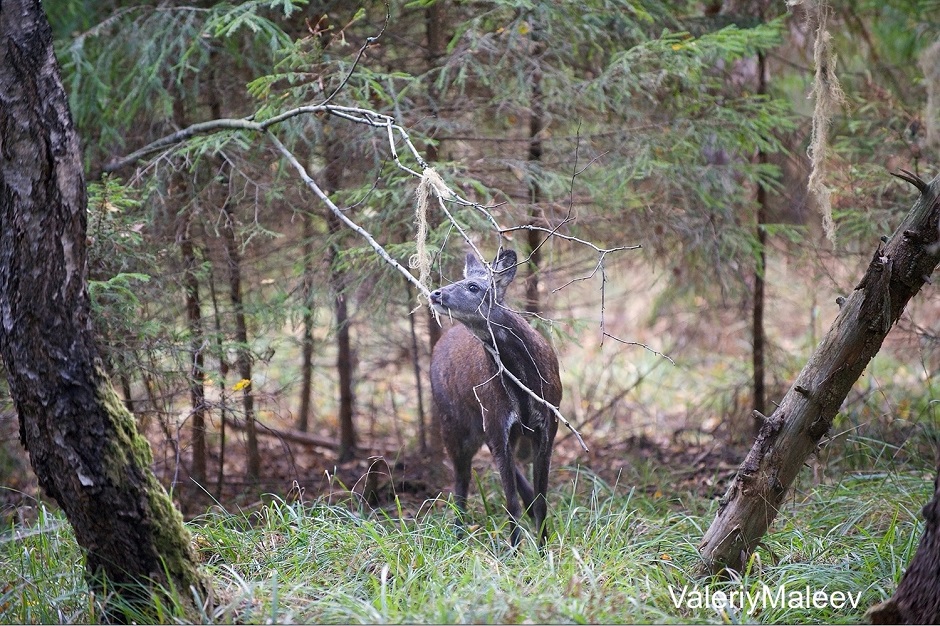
[104,104,422,173]
[106,98,623,458]
[482,342,589,452]
[317,4,389,107]
[265,132,431,299]
[602,333,676,365]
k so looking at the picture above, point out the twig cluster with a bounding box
[104,98,643,457]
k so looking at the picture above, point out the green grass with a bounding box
[0,466,931,624]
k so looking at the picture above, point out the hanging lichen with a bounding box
[920,40,940,153]
[410,167,450,300]
[792,0,845,243]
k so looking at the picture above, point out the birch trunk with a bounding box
[0,1,208,618]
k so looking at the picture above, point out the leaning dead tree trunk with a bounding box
[699,171,940,575]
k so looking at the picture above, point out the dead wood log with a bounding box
[222,416,400,455]
[698,171,940,575]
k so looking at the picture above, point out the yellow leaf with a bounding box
[660,553,672,561]
[518,22,530,35]
[671,43,683,51]
[232,378,251,392]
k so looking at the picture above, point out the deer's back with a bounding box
[430,318,561,442]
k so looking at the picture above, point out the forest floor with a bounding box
[1,245,938,623]
[2,242,937,526]
[150,416,750,521]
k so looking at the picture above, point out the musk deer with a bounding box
[429,249,561,547]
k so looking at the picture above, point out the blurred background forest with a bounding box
[1,0,938,520]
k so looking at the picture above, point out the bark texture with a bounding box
[0,0,207,618]
[422,2,445,460]
[752,50,768,425]
[297,209,315,432]
[222,200,260,480]
[180,214,207,485]
[867,463,940,624]
[325,127,356,461]
[524,24,545,316]
[699,173,940,575]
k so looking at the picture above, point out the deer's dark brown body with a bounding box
[430,250,561,546]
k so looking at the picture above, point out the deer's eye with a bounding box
[467,283,480,294]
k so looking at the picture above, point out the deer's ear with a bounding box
[463,252,486,279]
[492,249,517,302]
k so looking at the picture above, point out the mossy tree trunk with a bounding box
[698,172,940,575]
[0,0,208,619]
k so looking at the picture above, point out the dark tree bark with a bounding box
[426,308,444,458]
[423,0,446,460]
[328,211,356,461]
[324,129,356,461]
[297,210,316,432]
[423,0,445,166]
[171,97,208,485]
[752,50,769,426]
[406,281,429,452]
[698,172,940,575]
[180,223,207,484]
[0,1,207,618]
[524,25,545,316]
[868,461,940,624]
[221,200,260,480]
[207,261,230,499]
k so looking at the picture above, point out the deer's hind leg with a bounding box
[530,422,557,546]
[490,422,526,547]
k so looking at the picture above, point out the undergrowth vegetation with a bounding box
[1,458,932,624]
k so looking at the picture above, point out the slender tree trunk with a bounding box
[324,129,356,461]
[171,97,208,485]
[328,213,356,461]
[525,31,545,316]
[297,211,316,432]
[406,281,429,452]
[181,229,207,484]
[424,0,446,459]
[204,53,256,477]
[0,2,207,618]
[221,200,260,481]
[698,173,940,575]
[752,50,769,426]
[424,0,445,165]
[208,262,230,499]
[426,307,445,458]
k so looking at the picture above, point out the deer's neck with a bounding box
[464,307,546,392]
